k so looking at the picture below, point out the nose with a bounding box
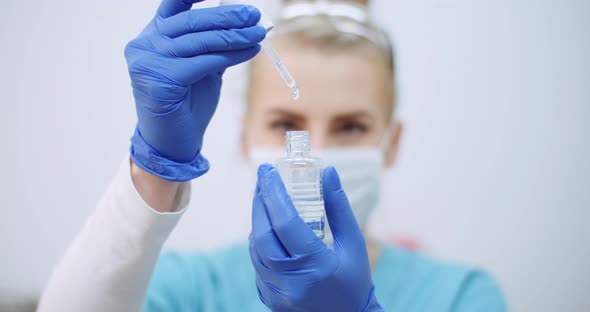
[308,127,327,151]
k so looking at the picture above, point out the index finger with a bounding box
[257,164,325,256]
[158,5,261,38]
[251,183,288,259]
[157,0,205,19]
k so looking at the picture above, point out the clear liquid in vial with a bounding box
[275,131,325,239]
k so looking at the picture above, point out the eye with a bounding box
[269,120,298,133]
[338,121,369,135]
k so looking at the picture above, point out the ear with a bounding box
[384,120,403,168]
[240,115,250,160]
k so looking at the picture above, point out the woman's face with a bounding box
[243,39,402,166]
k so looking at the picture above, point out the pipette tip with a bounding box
[291,86,300,100]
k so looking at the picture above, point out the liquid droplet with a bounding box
[291,86,300,101]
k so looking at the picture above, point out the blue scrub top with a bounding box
[144,243,506,311]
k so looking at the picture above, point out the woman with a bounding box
[38,0,506,311]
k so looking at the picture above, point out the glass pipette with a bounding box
[261,40,300,100]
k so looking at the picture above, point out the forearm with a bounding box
[38,158,190,312]
[131,159,180,213]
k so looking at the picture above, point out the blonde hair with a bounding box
[248,0,396,115]
[274,0,394,74]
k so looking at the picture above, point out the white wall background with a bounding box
[0,0,588,311]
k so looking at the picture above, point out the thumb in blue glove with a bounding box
[249,164,383,312]
[126,0,266,181]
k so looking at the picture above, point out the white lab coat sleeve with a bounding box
[38,158,191,312]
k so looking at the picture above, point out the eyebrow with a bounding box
[332,111,375,123]
[267,108,375,122]
[267,108,305,122]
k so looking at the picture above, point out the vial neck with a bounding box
[287,148,310,158]
[285,130,311,158]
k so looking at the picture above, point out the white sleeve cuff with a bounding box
[90,158,191,246]
[38,157,192,312]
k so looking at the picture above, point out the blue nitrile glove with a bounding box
[249,164,384,312]
[125,0,266,181]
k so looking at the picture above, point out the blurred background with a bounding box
[0,0,588,311]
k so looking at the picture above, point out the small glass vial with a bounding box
[275,131,325,239]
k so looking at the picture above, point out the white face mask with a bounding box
[248,137,388,242]
[315,149,384,230]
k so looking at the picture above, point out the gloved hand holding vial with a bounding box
[250,163,383,311]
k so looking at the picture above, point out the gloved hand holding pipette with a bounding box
[126,0,266,182]
[250,164,384,312]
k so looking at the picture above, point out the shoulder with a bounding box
[145,243,255,311]
[374,245,507,312]
[150,243,253,290]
